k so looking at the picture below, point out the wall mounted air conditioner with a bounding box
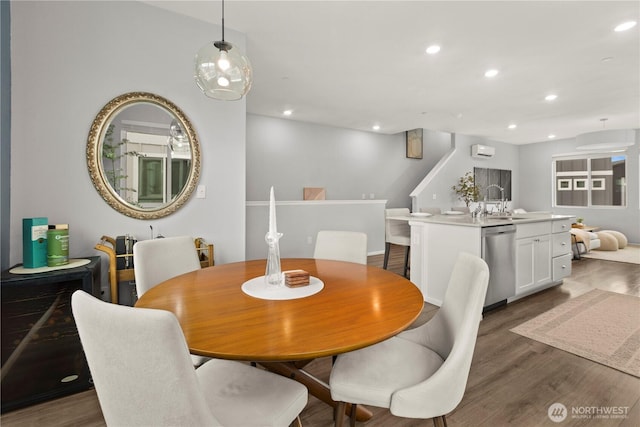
[471,144,495,158]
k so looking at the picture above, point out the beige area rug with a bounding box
[581,244,640,264]
[511,289,640,377]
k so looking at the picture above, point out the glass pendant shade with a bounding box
[169,119,186,140]
[194,40,252,101]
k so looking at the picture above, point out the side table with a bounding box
[576,225,600,232]
[570,225,600,260]
[0,256,101,413]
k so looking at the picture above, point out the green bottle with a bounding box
[47,224,69,267]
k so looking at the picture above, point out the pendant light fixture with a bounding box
[194,0,252,100]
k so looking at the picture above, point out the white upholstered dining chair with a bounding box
[329,252,489,427]
[383,208,411,278]
[133,235,209,367]
[133,235,202,297]
[72,290,308,427]
[313,230,368,265]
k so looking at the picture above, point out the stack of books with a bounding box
[284,270,310,288]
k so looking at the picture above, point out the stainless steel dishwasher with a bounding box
[481,224,516,311]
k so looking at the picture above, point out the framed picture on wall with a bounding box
[406,129,423,159]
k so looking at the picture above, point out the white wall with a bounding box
[412,133,521,211]
[519,129,640,243]
[10,1,247,295]
[246,200,386,259]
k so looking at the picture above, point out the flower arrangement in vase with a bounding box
[452,171,481,208]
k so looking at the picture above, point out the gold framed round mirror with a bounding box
[87,92,200,219]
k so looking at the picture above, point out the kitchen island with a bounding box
[399,212,575,308]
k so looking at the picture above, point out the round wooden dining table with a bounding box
[135,258,424,421]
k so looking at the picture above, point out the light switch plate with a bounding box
[196,185,206,199]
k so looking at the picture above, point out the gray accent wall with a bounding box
[9,1,247,295]
[246,114,451,207]
[1,0,11,271]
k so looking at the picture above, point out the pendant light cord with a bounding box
[221,0,225,42]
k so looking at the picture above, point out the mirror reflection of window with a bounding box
[171,159,191,198]
[138,158,163,203]
[109,129,193,207]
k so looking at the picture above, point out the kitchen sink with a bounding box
[484,216,528,221]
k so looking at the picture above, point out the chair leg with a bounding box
[383,242,391,269]
[334,402,346,427]
[433,415,448,427]
[349,404,357,427]
[403,246,410,278]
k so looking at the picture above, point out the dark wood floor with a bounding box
[2,246,639,426]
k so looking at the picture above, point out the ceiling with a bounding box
[143,1,640,145]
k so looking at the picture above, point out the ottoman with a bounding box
[596,232,619,251]
[600,230,628,249]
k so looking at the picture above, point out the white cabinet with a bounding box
[515,218,573,297]
[516,234,551,294]
[551,219,573,281]
[409,221,481,306]
[408,215,575,306]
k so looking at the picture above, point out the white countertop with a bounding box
[389,212,575,228]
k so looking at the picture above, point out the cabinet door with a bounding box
[1,258,100,412]
[534,234,552,286]
[516,235,552,295]
[516,237,535,293]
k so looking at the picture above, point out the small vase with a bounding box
[265,232,283,286]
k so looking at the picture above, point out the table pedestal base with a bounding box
[261,361,373,422]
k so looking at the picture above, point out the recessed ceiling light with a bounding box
[614,21,637,32]
[426,45,441,55]
[283,110,293,116]
[548,134,556,139]
[484,69,499,78]
[508,124,517,130]
[372,125,380,131]
[545,94,558,101]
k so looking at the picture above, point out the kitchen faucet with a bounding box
[484,184,506,214]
